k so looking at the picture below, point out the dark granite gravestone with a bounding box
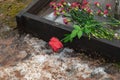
[16,0,120,61]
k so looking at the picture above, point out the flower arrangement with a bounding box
[50,0,120,43]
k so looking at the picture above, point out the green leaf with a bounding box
[62,34,71,43]
[74,25,81,30]
[77,30,83,39]
[70,38,73,42]
[70,29,78,38]
[84,27,91,34]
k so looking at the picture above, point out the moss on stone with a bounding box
[0,0,32,28]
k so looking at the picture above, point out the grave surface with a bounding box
[0,0,120,80]
[17,0,120,61]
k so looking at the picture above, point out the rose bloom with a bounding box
[104,9,108,15]
[71,2,79,8]
[82,0,88,5]
[49,37,63,52]
[63,18,70,24]
[106,4,111,10]
[94,1,100,7]
[50,2,56,7]
[97,10,102,15]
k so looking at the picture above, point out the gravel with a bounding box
[0,34,120,80]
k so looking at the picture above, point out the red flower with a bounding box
[59,8,64,12]
[61,0,65,3]
[57,2,63,7]
[94,2,100,7]
[71,2,81,9]
[63,18,70,24]
[49,37,63,52]
[53,6,59,10]
[97,10,102,15]
[63,18,68,24]
[104,9,108,15]
[54,11,60,16]
[71,2,78,7]
[81,5,89,11]
[60,0,67,5]
[106,4,111,10]
[87,8,93,14]
[82,0,88,5]
[81,0,89,10]
[50,2,56,7]
[81,5,86,10]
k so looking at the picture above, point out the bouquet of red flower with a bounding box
[50,0,120,42]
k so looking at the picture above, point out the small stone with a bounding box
[43,50,53,55]
[102,77,113,80]
[90,72,103,79]
[16,51,28,59]
[0,44,7,49]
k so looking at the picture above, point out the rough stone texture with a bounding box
[0,34,120,80]
[0,0,120,80]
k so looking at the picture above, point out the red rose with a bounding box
[82,0,88,5]
[87,8,93,14]
[57,2,63,7]
[97,10,102,15]
[104,9,108,15]
[81,5,86,10]
[71,2,78,7]
[50,2,56,8]
[106,4,111,10]
[53,6,58,10]
[63,18,71,24]
[63,18,68,24]
[61,0,65,3]
[53,10,60,16]
[94,2,100,7]
[49,37,63,52]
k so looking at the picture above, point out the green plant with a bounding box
[62,9,116,42]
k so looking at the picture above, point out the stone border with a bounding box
[16,0,120,61]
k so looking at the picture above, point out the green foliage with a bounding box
[62,25,82,42]
[62,9,117,43]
